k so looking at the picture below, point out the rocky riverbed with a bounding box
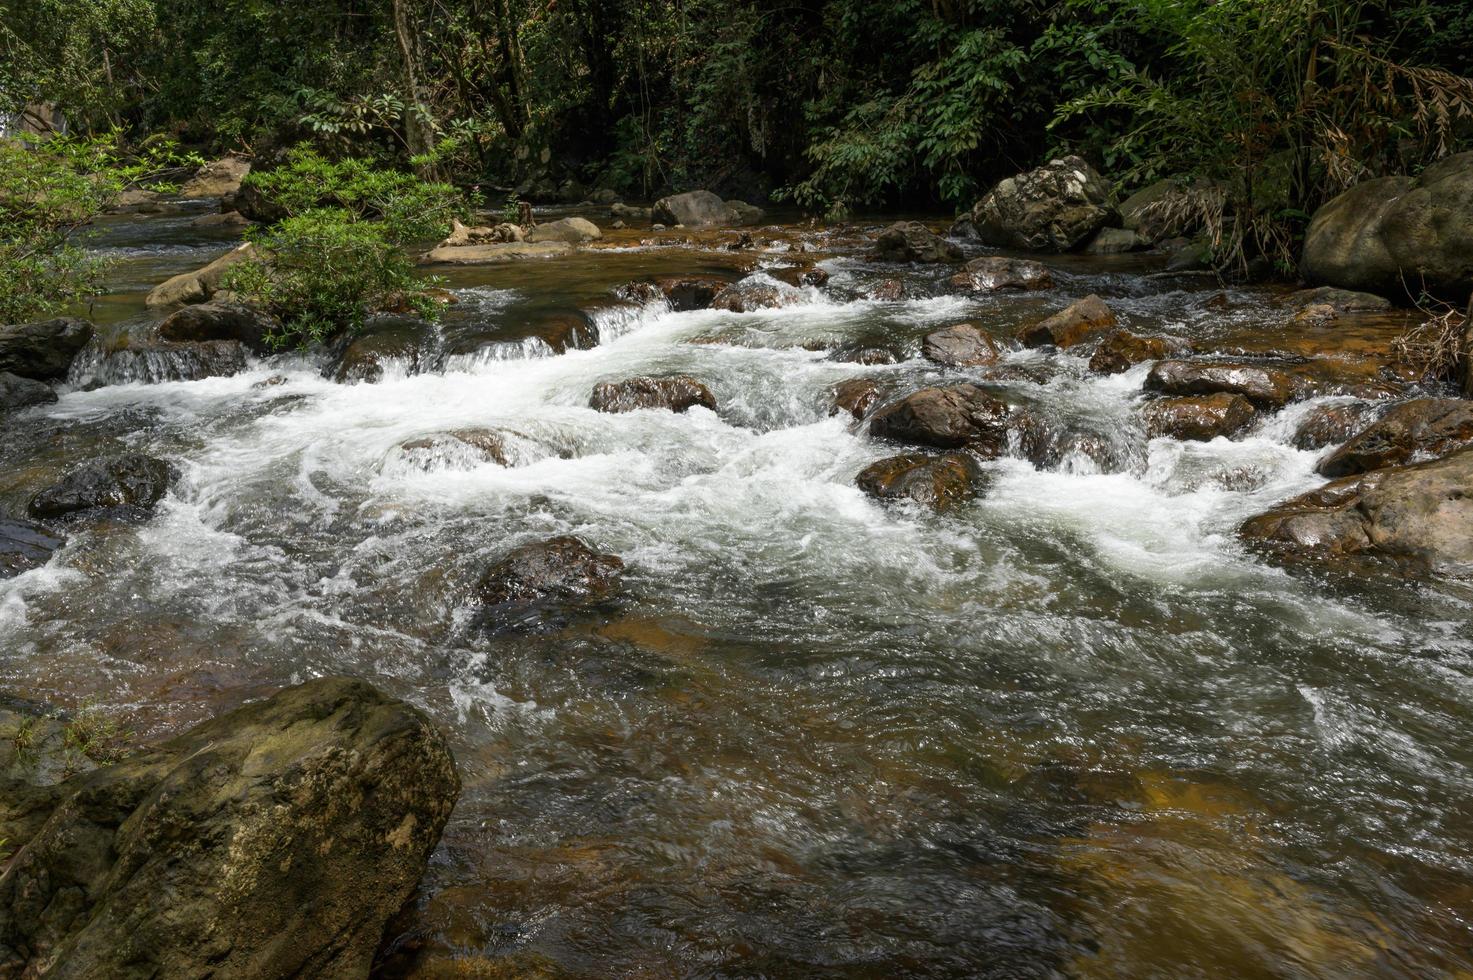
[2,191,1473,976]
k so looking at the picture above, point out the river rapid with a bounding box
[3,203,1472,976]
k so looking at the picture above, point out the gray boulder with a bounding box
[0,372,57,412]
[28,454,180,519]
[958,156,1115,252]
[145,243,259,307]
[525,216,602,243]
[0,317,93,380]
[868,221,963,263]
[178,156,251,199]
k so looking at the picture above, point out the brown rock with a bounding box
[475,536,624,612]
[922,323,1002,366]
[948,256,1054,293]
[831,378,883,420]
[590,376,716,413]
[866,278,906,301]
[1317,397,1473,477]
[1018,294,1117,348]
[1144,360,1299,409]
[856,453,986,512]
[869,384,1011,453]
[1142,394,1257,441]
[657,277,730,311]
[1089,330,1174,375]
[1292,403,1382,451]
[868,221,963,263]
[145,243,259,307]
[710,278,803,312]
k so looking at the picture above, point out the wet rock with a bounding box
[0,372,57,412]
[0,519,65,578]
[656,276,730,311]
[475,536,624,621]
[189,210,253,231]
[145,243,259,307]
[1142,394,1257,441]
[856,452,986,512]
[397,428,534,469]
[156,300,279,353]
[869,384,1011,453]
[28,453,179,519]
[331,315,430,384]
[1240,448,1473,574]
[711,277,803,312]
[419,241,572,264]
[652,189,757,227]
[727,200,766,225]
[611,202,652,222]
[0,316,94,379]
[866,278,906,301]
[1292,402,1382,451]
[525,216,602,243]
[614,280,662,305]
[109,188,171,214]
[1290,303,1339,327]
[922,323,1002,366]
[1144,360,1298,409]
[1008,411,1128,472]
[1088,330,1174,375]
[439,218,523,247]
[948,256,1054,293]
[829,342,901,365]
[590,376,717,413]
[73,340,250,387]
[1083,227,1146,254]
[1281,286,1391,314]
[1119,177,1209,242]
[1316,397,1473,478]
[868,221,963,263]
[957,156,1115,252]
[0,677,459,980]
[533,310,599,353]
[179,156,251,198]
[831,378,884,420]
[1018,294,1117,349]
[1302,152,1473,301]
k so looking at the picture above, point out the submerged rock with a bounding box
[866,278,907,301]
[0,519,65,578]
[145,243,258,307]
[958,156,1115,252]
[829,341,901,365]
[869,384,1011,453]
[1088,330,1174,375]
[868,221,963,263]
[1142,394,1256,441]
[591,376,716,413]
[525,216,602,243]
[856,452,986,512]
[0,317,94,380]
[831,378,884,420]
[922,323,1002,367]
[475,536,624,625]
[0,372,57,412]
[1280,286,1391,315]
[0,677,459,980]
[1144,360,1298,409]
[1241,448,1473,575]
[156,300,279,353]
[1018,294,1117,349]
[28,453,179,519]
[1316,398,1473,478]
[395,428,551,470]
[948,256,1054,293]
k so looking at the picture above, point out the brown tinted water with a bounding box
[2,204,1471,977]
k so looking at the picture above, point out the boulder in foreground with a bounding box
[0,372,56,412]
[869,384,1011,453]
[0,677,460,980]
[1018,295,1116,349]
[1144,360,1298,409]
[1316,398,1473,478]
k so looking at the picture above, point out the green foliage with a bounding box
[60,699,132,768]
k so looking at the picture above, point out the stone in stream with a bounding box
[145,242,259,307]
[0,316,94,380]
[868,384,1011,453]
[178,155,251,198]
[474,536,625,626]
[0,677,459,980]
[189,210,253,231]
[1008,410,1130,473]
[856,452,987,512]
[156,299,280,353]
[947,256,1054,294]
[867,221,963,263]
[0,518,66,578]
[1088,330,1177,375]
[656,276,731,312]
[525,216,602,243]
[710,277,803,312]
[1142,394,1257,442]
[1017,294,1117,349]
[955,155,1116,251]
[419,241,572,264]
[651,189,763,227]
[1292,402,1382,452]
[330,314,431,383]
[1119,176,1214,242]
[866,278,907,301]
[829,341,901,365]
[1083,227,1147,254]
[830,378,884,421]
[1280,286,1392,315]
[1240,448,1473,575]
[1144,360,1299,410]
[73,340,250,388]
[1316,398,1473,478]
[0,372,57,412]
[922,323,1002,367]
[28,454,180,519]
[590,376,717,413]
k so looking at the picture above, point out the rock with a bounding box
[145,243,259,307]
[28,453,179,519]
[922,323,1002,366]
[178,156,251,198]
[770,266,829,289]
[72,340,250,387]
[438,218,522,247]
[710,277,803,312]
[1083,227,1147,254]
[1290,303,1339,327]
[108,188,170,214]
[831,378,883,420]
[652,190,733,228]
[0,677,459,980]
[1142,394,1257,441]
[1089,330,1174,375]
[398,428,521,468]
[868,221,963,263]
[866,279,906,301]
[525,216,602,243]
[611,203,651,222]
[1316,398,1473,478]
[656,276,730,311]
[611,219,627,230]
[948,256,1054,293]
[614,280,662,305]
[829,341,901,365]
[1281,286,1391,314]
[1119,178,1212,242]
[1292,402,1382,451]
[1018,294,1117,348]
[856,453,986,512]
[0,519,65,578]
[958,156,1115,252]
[331,315,429,383]
[474,536,624,621]
[1302,152,1473,301]
[1144,360,1298,409]
[1460,298,1473,398]
[590,376,717,413]
[223,178,286,224]
[587,188,620,205]
[1240,448,1473,574]
[726,201,766,225]
[0,317,94,379]
[0,372,57,411]
[869,384,1011,453]
[419,241,572,264]
[1165,240,1213,272]
[189,210,253,230]
[156,300,279,353]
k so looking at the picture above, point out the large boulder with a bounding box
[948,256,1054,294]
[652,190,740,228]
[525,216,602,243]
[156,300,279,353]
[474,536,624,627]
[0,519,65,579]
[1240,448,1473,575]
[1017,295,1117,349]
[856,453,986,512]
[1142,394,1256,441]
[590,376,716,413]
[0,372,57,412]
[28,454,179,519]
[1144,360,1298,409]
[1292,402,1382,451]
[1316,398,1473,478]
[868,384,1011,453]
[0,677,460,980]
[1301,152,1473,301]
[0,317,93,380]
[922,323,1002,367]
[958,156,1115,252]
[868,221,963,263]
[178,156,251,199]
[145,243,259,307]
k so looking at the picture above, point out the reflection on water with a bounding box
[1,207,1470,976]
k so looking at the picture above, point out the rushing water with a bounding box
[3,206,1472,977]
